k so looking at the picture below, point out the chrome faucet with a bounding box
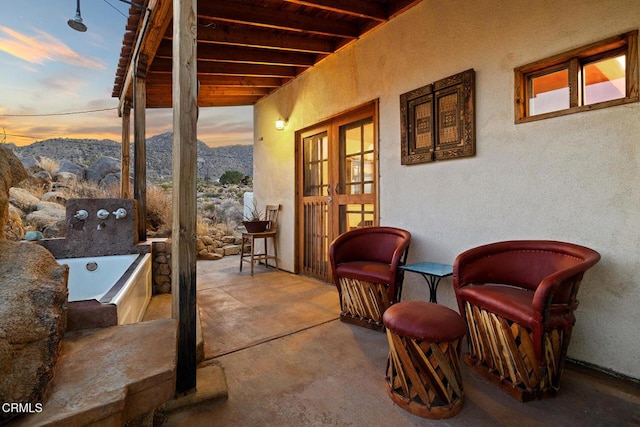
[112,208,127,219]
[74,209,88,220]
[97,209,110,220]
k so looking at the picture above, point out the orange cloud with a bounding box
[0,26,104,70]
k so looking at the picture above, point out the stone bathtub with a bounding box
[57,253,152,330]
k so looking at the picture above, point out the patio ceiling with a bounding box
[112,0,423,109]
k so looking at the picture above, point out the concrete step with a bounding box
[16,319,177,426]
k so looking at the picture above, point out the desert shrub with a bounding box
[200,202,219,223]
[218,199,244,225]
[69,181,120,199]
[37,157,59,175]
[196,219,211,237]
[219,170,244,185]
[146,185,172,235]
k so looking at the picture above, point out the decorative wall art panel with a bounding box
[401,69,475,165]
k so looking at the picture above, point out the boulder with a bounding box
[0,241,68,423]
[86,156,120,184]
[18,156,41,173]
[26,201,66,231]
[100,172,121,188]
[32,170,52,181]
[41,191,68,206]
[56,159,86,179]
[9,187,40,213]
[17,174,52,193]
[52,170,78,187]
[199,252,223,260]
[0,146,28,239]
[43,220,68,239]
[222,244,241,256]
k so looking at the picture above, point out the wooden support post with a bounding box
[172,0,198,395]
[121,102,131,199]
[134,54,148,243]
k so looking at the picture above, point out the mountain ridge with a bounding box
[8,132,253,183]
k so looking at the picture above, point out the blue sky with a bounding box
[0,0,253,147]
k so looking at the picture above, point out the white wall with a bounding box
[254,0,640,379]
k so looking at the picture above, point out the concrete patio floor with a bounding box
[158,256,640,426]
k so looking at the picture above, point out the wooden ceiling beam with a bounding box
[148,85,271,97]
[152,58,299,78]
[148,74,284,87]
[283,0,387,21]
[189,24,335,54]
[156,41,316,67]
[114,0,426,108]
[388,0,424,18]
[197,2,359,38]
[146,94,263,108]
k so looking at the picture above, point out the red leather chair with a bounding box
[329,226,411,331]
[453,240,600,401]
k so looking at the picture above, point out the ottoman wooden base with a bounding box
[383,301,466,419]
[386,334,464,418]
[463,301,568,401]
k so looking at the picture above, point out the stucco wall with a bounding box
[253,0,640,379]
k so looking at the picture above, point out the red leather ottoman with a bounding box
[383,301,466,419]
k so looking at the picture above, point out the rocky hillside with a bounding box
[9,132,253,184]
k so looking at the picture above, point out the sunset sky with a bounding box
[0,0,253,147]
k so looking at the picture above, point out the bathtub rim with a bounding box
[99,253,147,304]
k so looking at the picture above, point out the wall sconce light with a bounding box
[275,118,287,131]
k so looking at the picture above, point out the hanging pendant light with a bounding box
[68,0,87,32]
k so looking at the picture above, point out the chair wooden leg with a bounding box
[250,236,255,276]
[272,235,278,271]
[239,235,246,272]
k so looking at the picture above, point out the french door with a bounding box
[296,102,378,281]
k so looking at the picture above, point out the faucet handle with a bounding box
[97,209,110,220]
[74,210,88,220]
[112,208,127,219]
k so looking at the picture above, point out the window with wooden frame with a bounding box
[515,30,638,123]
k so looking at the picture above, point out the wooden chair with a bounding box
[329,226,411,331]
[240,204,280,276]
[453,240,600,401]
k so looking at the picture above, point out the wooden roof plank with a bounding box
[192,24,335,54]
[283,0,387,21]
[156,42,316,67]
[152,58,300,78]
[197,2,359,39]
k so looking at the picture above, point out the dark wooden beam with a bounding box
[194,24,335,54]
[197,2,359,38]
[148,73,284,87]
[120,102,131,199]
[152,58,299,78]
[133,54,147,244]
[147,95,262,108]
[156,42,317,67]
[283,0,387,21]
[172,0,198,396]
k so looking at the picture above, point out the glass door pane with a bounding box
[337,117,376,235]
[303,132,328,196]
[301,131,330,279]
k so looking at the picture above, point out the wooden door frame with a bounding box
[294,99,379,276]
